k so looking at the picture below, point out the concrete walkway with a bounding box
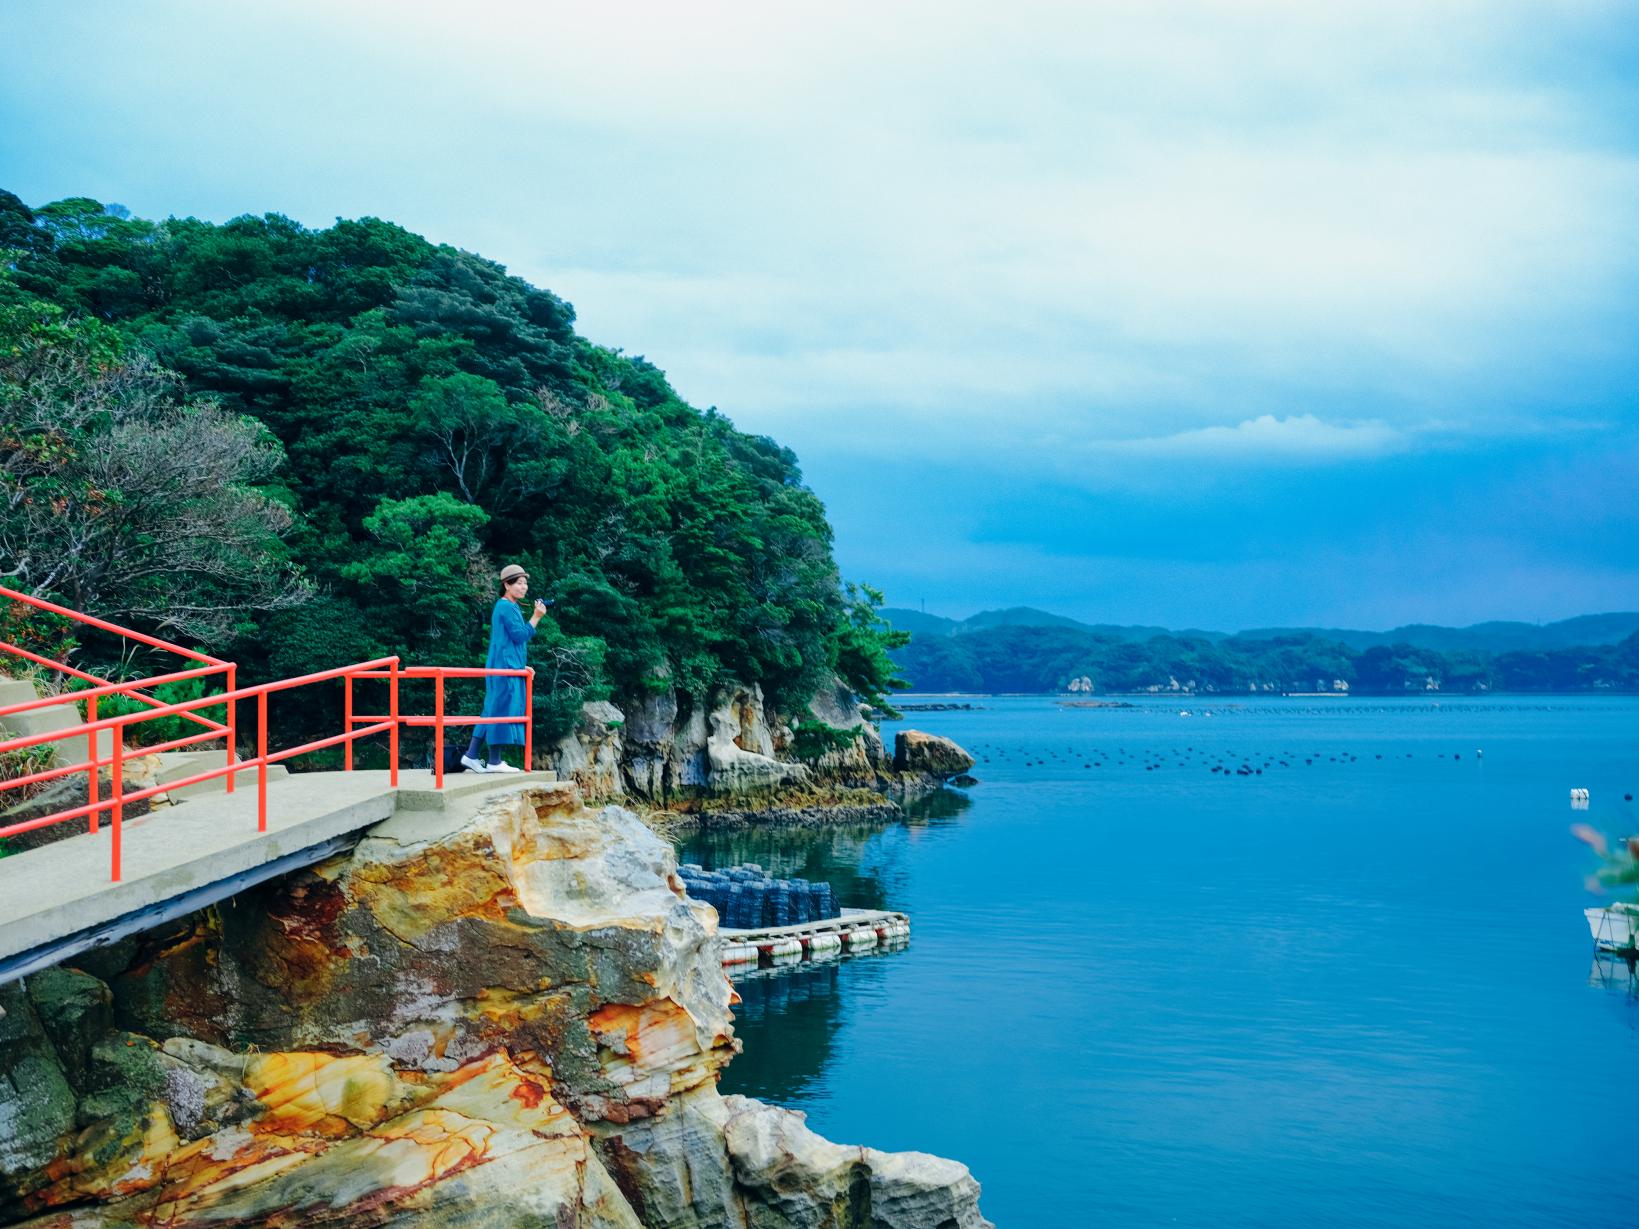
[0,768,556,983]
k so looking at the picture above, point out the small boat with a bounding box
[1585,902,1639,952]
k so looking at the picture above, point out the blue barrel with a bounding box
[744,880,768,928]
[789,879,812,924]
[773,880,795,927]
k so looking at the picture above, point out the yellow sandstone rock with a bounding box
[0,782,989,1228]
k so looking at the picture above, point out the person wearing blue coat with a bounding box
[461,563,548,773]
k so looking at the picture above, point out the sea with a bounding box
[677,695,1639,1229]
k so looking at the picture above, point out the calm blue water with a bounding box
[679,696,1639,1228]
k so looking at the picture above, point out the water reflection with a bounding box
[676,789,970,913]
[1589,952,1639,999]
[725,958,844,1102]
[724,943,910,1104]
[899,788,974,824]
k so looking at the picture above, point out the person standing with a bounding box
[461,563,547,773]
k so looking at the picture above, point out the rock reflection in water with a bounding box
[899,787,974,823]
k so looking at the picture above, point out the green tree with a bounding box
[340,493,491,652]
[830,583,910,714]
[0,289,307,645]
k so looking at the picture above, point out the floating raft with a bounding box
[720,908,910,967]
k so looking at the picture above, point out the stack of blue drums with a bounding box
[677,863,840,928]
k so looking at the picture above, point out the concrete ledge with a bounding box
[0,767,556,975]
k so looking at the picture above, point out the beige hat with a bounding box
[499,564,528,583]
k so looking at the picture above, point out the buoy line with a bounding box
[720,908,911,968]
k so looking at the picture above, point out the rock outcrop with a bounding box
[0,782,989,1228]
[554,699,629,798]
[551,679,968,816]
[892,730,976,781]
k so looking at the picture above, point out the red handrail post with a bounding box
[388,660,400,788]
[257,691,268,833]
[524,668,534,772]
[344,674,354,771]
[86,694,99,835]
[110,729,123,883]
[224,665,237,794]
[433,672,445,790]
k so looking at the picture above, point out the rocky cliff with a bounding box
[550,680,971,813]
[0,782,989,1228]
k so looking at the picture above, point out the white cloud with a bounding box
[1106,415,1406,461]
[5,0,1639,621]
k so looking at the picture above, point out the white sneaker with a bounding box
[460,754,488,774]
[490,761,523,773]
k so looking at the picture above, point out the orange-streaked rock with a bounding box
[2,781,989,1229]
[242,1051,406,1134]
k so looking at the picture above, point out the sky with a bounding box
[3,0,1637,630]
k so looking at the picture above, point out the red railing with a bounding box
[0,588,535,882]
[346,665,533,789]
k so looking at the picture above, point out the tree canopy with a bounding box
[0,190,906,739]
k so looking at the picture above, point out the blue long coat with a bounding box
[477,597,534,745]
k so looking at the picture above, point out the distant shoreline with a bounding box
[891,690,1639,700]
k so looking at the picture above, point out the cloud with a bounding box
[4,0,1637,622]
[1107,415,1407,461]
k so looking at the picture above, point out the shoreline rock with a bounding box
[0,781,990,1228]
[893,729,976,779]
[549,677,974,818]
[658,800,906,834]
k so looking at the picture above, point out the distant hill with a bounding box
[1234,613,1639,654]
[883,607,1639,654]
[881,607,1219,643]
[879,609,961,638]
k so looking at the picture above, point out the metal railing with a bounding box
[346,665,533,789]
[0,584,238,825]
[0,588,535,881]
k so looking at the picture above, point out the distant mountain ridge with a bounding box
[880,607,1639,654]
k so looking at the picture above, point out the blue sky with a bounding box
[4,0,1637,629]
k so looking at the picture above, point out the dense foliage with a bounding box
[894,624,1639,694]
[0,302,305,641]
[0,191,904,744]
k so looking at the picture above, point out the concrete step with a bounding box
[0,679,41,707]
[0,678,116,763]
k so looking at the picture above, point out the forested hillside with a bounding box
[893,624,1639,694]
[0,192,903,740]
[884,606,1639,654]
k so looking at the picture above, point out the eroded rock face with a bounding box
[556,677,969,811]
[706,687,810,796]
[804,679,889,788]
[0,783,990,1228]
[555,700,630,798]
[893,730,976,780]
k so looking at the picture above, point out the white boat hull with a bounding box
[1585,905,1639,951]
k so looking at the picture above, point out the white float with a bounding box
[807,933,843,956]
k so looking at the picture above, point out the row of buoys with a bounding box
[721,914,911,967]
